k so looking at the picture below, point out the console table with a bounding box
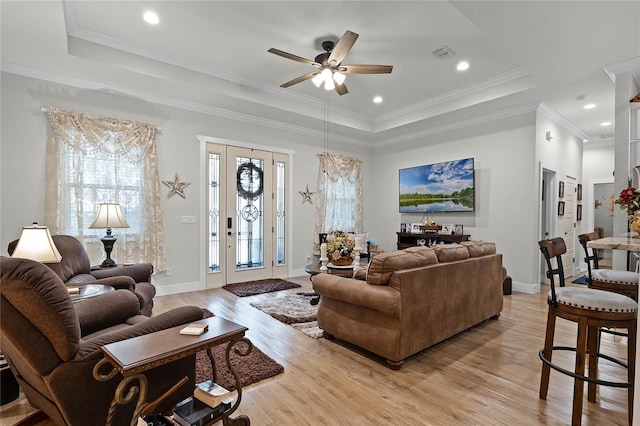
[396,232,470,250]
[93,316,251,426]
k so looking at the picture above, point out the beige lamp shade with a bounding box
[11,223,62,263]
[89,203,130,229]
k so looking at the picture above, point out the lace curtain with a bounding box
[314,152,363,251]
[44,108,167,270]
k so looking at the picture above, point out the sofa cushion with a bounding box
[432,243,470,262]
[460,240,497,258]
[367,246,438,285]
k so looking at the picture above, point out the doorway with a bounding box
[591,181,615,268]
[205,142,289,287]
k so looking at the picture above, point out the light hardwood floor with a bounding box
[1,276,631,425]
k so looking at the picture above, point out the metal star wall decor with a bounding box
[299,184,314,204]
[162,173,191,199]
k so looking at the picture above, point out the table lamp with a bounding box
[11,223,62,263]
[89,203,130,267]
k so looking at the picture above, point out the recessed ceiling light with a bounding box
[583,103,596,110]
[600,121,612,126]
[143,11,159,25]
[373,96,383,104]
[456,61,469,71]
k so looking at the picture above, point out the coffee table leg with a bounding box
[221,337,253,425]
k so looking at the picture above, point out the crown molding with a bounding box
[373,102,541,148]
[604,56,640,86]
[1,61,587,151]
[537,102,589,141]
[1,60,369,147]
[374,67,530,124]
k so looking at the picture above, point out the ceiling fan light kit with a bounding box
[268,30,393,96]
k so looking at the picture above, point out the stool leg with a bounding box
[572,319,588,426]
[540,309,556,400]
[587,325,599,403]
[628,322,636,426]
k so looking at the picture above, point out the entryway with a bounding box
[204,141,290,287]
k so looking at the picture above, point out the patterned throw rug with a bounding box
[222,278,301,297]
[196,309,284,389]
[250,293,323,339]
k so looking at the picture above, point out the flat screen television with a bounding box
[399,157,475,213]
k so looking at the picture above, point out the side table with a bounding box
[68,284,114,303]
[93,316,252,426]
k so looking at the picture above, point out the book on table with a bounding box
[172,396,231,426]
[179,323,208,336]
[193,380,231,407]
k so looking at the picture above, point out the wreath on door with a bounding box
[236,162,264,200]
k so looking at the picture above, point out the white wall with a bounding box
[1,72,591,295]
[0,72,372,293]
[369,113,538,292]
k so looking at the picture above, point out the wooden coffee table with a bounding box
[305,261,365,305]
[93,316,251,426]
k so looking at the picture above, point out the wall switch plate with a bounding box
[166,267,172,276]
[181,216,196,224]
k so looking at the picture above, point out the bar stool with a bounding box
[578,231,638,301]
[538,237,637,425]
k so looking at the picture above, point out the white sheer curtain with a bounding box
[44,108,167,270]
[314,152,363,249]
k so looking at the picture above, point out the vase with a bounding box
[631,212,640,237]
[330,256,353,266]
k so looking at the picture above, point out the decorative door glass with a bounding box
[276,160,286,265]
[235,157,264,270]
[208,152,220,272]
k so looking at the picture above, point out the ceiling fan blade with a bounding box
[280,71,319,88]
[339,64,393,74]
[268,48,319,67]
[328,30,359,66]
[335,82,348,96]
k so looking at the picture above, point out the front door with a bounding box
[206,143,288,287]
[225,146,273,284]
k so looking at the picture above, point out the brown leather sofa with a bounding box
[8,234,156,316]
[313,241,505,369]
[0,255,204,425]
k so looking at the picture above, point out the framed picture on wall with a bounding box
[558,201,565,216]
[577,184,583,201]
[577,204,582,221]
[559,181,565,198]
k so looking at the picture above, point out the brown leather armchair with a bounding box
[8,234,156,316]
[0,255,204,425]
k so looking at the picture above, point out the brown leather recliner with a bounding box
[8,234,156,316]
[0,255,204,425]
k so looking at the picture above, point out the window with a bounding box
[44,108,166,269]
[314,153,362,240]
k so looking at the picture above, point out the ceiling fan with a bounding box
[268,30,393,96]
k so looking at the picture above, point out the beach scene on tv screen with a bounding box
[399,158,474,213]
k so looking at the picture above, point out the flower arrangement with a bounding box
[615,186,640,214]
[326,231,355,264]
[424,218,438,227]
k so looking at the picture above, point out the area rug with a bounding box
[222,278,301,297]
[250,292,323,339]
[572,275,587,285]
[196,309,284,389]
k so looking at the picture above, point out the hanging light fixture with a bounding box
[312,68,345,91]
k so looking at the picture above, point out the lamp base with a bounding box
[100,234,118,268]
[100,257,117,268]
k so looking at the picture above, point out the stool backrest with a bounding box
[538,237,567,305]
[578,231,600,283]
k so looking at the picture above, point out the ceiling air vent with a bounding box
[432,45,456,59]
